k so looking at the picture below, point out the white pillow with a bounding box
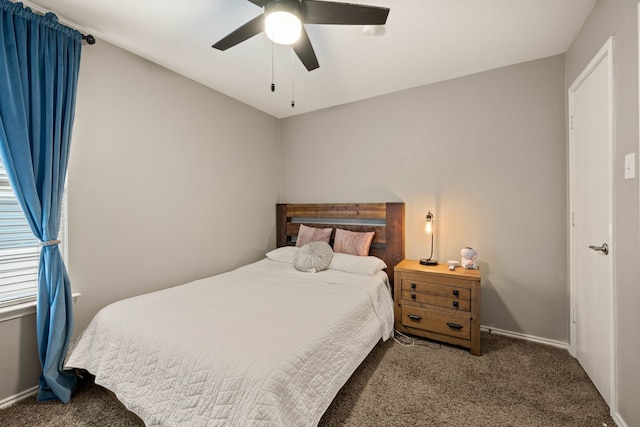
[293,242,334,273]
[329,252,387,276]
[265,246,299,263]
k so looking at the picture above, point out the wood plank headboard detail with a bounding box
[276,203,405,287]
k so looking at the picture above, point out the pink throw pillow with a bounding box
[295,224,333,247]
[333,228,375,256]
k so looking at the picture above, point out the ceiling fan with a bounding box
[212,0,390,71]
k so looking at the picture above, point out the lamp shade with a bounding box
[265,4,302,45]
[425,211,434,234]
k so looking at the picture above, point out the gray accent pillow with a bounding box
[293,241,334,273]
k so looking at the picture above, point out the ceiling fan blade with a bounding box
[293,27,319,71]
[247,0,268,7]
[212,14,265,51]
[301,1,389,25]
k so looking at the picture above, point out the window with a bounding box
[0,159,67,308]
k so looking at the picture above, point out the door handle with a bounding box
[588,243,609,255]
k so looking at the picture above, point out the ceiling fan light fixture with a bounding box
[212,0,390,72]
[264,2,302,45]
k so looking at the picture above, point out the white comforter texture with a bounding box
[65,259,394,426]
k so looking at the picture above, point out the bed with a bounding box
[65,202,405,426]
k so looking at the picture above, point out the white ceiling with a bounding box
[24,0,595,119]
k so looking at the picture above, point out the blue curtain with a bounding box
[0,1,81,403]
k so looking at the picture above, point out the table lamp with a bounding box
[419,211,438,265]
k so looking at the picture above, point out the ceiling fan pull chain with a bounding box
[291,46,295,108]
[271,42,275,92]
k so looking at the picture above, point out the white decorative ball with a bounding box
[461,247,477,260]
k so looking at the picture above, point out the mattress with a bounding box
[65,258,394,426]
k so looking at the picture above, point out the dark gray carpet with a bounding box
[0,332,615,426]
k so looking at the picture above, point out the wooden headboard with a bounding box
[276,203,405,287]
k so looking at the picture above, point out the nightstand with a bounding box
[393,259,481,355]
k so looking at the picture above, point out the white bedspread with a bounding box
[65,259,394,426]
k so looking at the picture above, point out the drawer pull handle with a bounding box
[408,314,422,321]
[410,293,416,300]
[452,290,459,297]
[447,322,463,330]
[411,283,417,289]
[452,301,459,308]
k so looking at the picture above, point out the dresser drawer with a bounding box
[401,305,471,340]
[401,290,471,311]
[401,279,471,301]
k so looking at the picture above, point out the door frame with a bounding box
[568,36,616,409]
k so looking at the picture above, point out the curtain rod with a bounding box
[18,0,96,46]
[81,34,95,45]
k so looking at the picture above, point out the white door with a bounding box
[569,38,614,406]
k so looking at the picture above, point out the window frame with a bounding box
[0,159,69,318]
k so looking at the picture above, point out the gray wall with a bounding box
[565,1,640,425]
[0,40,280,402]
[68,41,280,335]
[0,315,40,403]
[280,55,568,343]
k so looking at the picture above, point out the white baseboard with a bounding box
[612,415,627,427]
[0,386,38,409]
[480,325,570,351]
[611,412,628,427]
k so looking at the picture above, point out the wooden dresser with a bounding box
[393,259,481,355]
